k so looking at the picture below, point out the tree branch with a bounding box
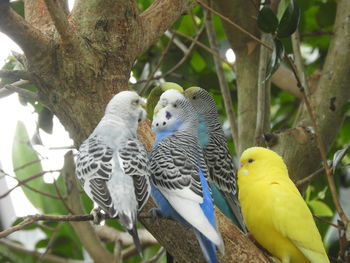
[0,80,30,99]
[0,70,33,80]
[137,0,191,57]
[0,239,86,263]
[0,2,49,60]
[214,0,261,155]
[94,225,158,246]
[291,30,309,96]
[272,0,350,183]
[4,83,38,101]
[271,65,301,98]
[43,0,74,45]
[205,8,238,148]
[255,33,272,146]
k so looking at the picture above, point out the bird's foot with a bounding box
[148,208,164,223]
[91,207,104,225]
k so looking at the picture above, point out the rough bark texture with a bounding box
[214,0,261,155]
[0,0,270,262]
[1,0,350,262]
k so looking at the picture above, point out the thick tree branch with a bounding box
[137,0,191,57]
[272,0,350,182]
[271,65,301,98]
[214,0,261,155]
[0,239,86,263]
[4,83,38,101]
[43,0,74,45]
[255,33,272,146]
[205,8,238,148]
[0,2,49,60]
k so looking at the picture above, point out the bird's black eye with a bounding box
[173,103,177,108]
[192,96,196,100]
[248,158,254,163]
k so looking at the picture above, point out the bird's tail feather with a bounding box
[127,224,143,257]
[223,191,247,233]
[194,229,218,263]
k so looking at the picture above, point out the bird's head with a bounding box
[105,91,146,125]
[238,147,288,181]
[184,87,217,115]
[152,89,196,133]
[146,82,184,120]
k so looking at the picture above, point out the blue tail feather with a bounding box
[194,229,218,263]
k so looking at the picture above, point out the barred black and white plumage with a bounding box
[75,90,150,256]
[76,135,116,216]
[150,131,206,198]
[119,139,150,211]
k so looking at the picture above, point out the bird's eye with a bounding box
[192,96,196,100]
[173,103,177,108]
[248,159,254,163]
[132,99,139,105]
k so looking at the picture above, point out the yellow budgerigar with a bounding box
[238,147,330,263]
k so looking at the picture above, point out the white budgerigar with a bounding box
[76,91,150,255]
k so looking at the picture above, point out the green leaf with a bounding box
[308,200,333,217]
[12,121,67,214]
[35,239,49,249]
[38,107,54,134]
[277,0,301,38]
[277,0,291,21]
[10,1,24,18]
[266,39,285,79]
[190,51,206,72]
[257,7,279,33]
[11,218,37,231]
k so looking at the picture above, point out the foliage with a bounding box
[0,0,349,262]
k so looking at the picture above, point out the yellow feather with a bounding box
[238,147,330,263]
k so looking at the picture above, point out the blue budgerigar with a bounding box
[76,91,150,255]
[150,89,224,263]
[184,87,246,232]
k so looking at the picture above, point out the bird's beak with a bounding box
[140,98,147,109]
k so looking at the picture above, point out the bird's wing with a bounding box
[271,180,330,263]
[150,133,203,203]
[204,135,237,194]
[118,138,150,211]
[76,134,116,216]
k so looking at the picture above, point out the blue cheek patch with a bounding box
[166,111,172,120]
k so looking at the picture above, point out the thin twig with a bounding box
[170,29,233,68]
[285,55,349,225]
[205,8,238,147]
[0,170,62,199]
[0,239,86,263]
[38,222,64,263]
[314,215,340,229]
[53,178,74,213]
[164,31,188,54]
[139,33,175,96]
[142,248,166,263]
[196,0,273,51]
[0,213,153,239]
[291,30,310,96]
[0,80,31,99]
[13,158,46,172]
[4,83,38,101]
[295,167,325,187]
